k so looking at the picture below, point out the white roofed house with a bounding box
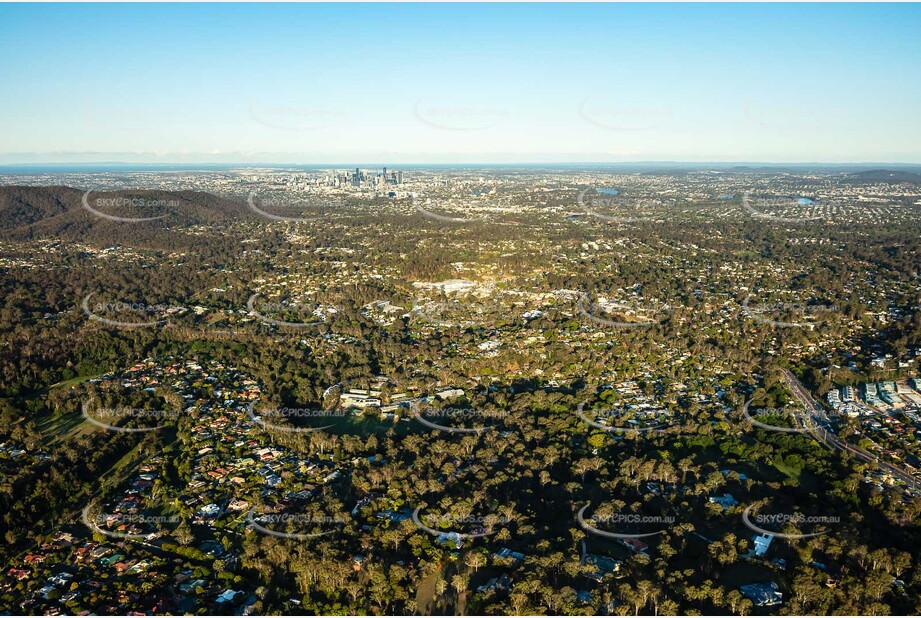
[752,532,774,557]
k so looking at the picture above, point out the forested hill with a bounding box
[0,185,79,230]
[0,185,255,242]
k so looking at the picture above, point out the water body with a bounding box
[797,197,815,205]
[718,194,735,200]
[597,189,620,195]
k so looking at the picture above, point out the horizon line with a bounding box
[3,160,921,169]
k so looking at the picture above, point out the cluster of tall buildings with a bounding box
[333,167,403,189]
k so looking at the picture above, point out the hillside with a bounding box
[0,185,256,247]
[844,169,921,184]
[0,185,79,230]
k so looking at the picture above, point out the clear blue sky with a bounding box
[1,3,919,164]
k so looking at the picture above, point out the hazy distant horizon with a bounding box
[3,161,921,175]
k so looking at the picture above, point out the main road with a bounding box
[780,368,920,493]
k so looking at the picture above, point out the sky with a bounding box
[1,2,920,165]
